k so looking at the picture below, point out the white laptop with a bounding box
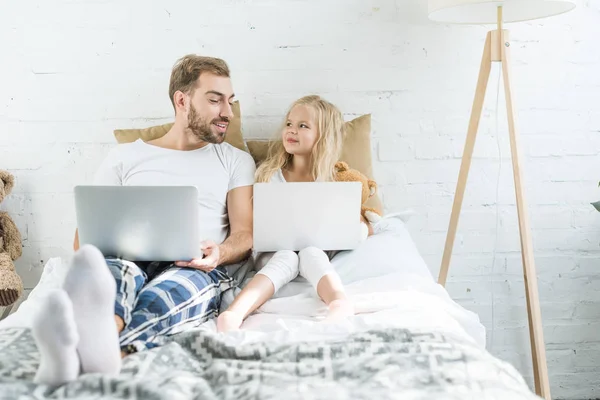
[74,185,202,262]
[253,182,363,252]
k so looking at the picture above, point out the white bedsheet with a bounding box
[0,212,486,350]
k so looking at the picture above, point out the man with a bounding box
[31,54,256,386]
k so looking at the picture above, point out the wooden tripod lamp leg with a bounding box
[437,19,551,398]
[438,32,493,286]
[501,31,551,400]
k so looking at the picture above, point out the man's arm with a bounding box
[218,185,253,265]
[175,185,253,271]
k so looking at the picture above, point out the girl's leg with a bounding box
[217,250,299,332]
[298,247,354,319]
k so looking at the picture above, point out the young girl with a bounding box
[217,95,359,332]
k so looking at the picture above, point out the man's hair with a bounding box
[168,54,230,110]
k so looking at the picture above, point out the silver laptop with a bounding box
[253,182,363,252]
[74,185,202,261]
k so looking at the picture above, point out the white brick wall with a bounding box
[1,0,598,398]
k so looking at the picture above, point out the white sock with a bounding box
[63,244,121,375]
[32,289,80,386]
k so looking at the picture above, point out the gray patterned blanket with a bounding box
[0,327,540,400]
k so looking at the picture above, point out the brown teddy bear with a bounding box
[0,170,15,204]
[0,170,23,307]
[334,161,382,238]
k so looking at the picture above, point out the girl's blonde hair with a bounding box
[255,95,345,183]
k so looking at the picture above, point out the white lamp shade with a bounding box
[428,0,576,24]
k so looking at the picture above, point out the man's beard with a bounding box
[187,104,228,144]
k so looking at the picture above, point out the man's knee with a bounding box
[105,258,143,277]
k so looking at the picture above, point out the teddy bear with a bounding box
[334,161,382,239]
[0,170,24,307]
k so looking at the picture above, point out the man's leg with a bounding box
[118,266,233,354]
[104,258,148,333]
[32,289,80,386]
[30,246,149,384]
[62,245,123,375]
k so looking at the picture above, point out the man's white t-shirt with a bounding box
[93,139,256,246]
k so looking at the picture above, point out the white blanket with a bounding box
[0,212,486,350]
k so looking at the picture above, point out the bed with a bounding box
[0,213,540,399]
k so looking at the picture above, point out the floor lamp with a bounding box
[427,1,575,399]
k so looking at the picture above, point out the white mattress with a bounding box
[0,212,486,350]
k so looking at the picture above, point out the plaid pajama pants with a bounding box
[105,258,234,354]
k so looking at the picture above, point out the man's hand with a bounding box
[175,240,220,272]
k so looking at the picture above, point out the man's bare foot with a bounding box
[217,310,244,332]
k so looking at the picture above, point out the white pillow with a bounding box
[0,256,71,329]
[332,212,432,285]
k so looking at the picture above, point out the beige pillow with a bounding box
[246,114,383,213]
[113,101,246,152]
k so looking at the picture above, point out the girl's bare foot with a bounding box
[217,310,244,332]
[325,299,354,321]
